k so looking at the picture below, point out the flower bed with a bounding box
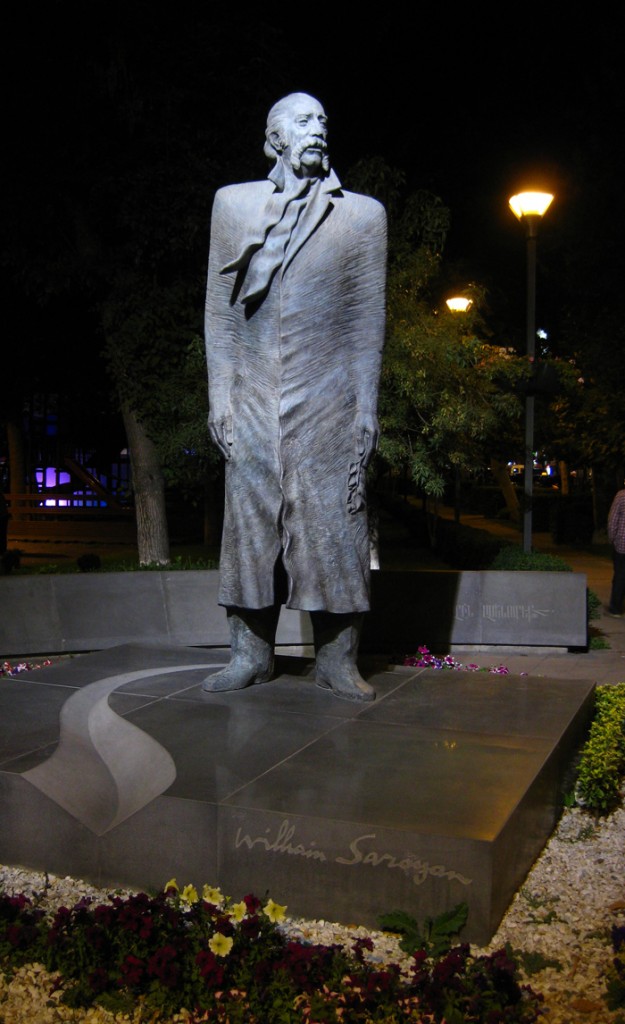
[0,879,542,1023]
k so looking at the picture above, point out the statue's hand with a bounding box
[356,411,379,469]
[208,406,233,460]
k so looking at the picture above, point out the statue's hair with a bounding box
[264,92,323,163]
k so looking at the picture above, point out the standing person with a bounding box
[203,92,387,700]
[607,479,625,616]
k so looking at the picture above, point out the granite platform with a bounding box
[0,644,595,943]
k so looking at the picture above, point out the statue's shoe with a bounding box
[202,660,273,692]
[315,669,375,702]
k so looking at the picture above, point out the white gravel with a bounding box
[1,798,624,1022]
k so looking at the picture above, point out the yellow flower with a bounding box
[202,884,224,905]
[230,901,247,922]
[263,898,287,923]
[164,878,179,893]
[209,932,233,957]
[180,884,199,906]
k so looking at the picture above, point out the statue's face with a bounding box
[279,96,328,176]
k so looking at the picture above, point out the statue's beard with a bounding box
[290,137,330,174]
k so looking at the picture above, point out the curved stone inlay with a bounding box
[23,664,224,835]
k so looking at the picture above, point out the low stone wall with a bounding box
[0,569,587,656]
[367,570,588,652]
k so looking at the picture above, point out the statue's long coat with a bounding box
[205,178,386,612]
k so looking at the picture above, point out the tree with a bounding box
[379,256,525,498]
[3,6,281,563]
[345,162,527,513]
[101,279,214,563]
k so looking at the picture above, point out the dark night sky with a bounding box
[4,3,625,356]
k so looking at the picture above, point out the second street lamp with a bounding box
[509,190,554,553]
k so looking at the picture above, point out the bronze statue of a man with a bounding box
[203,92,387,700]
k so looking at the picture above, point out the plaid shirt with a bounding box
[608,489,625,554]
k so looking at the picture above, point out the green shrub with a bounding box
[575,683,625,813]
[587,588,601,621]
[489,546,572,572]
[378,903,468,958]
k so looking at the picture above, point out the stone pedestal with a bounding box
[0,644,594,943]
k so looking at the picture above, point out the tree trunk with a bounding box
[121,403,170,566]
[490,457,520,523]
[558,460,569,496]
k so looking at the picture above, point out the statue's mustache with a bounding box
[292,136,328,159]
[291,136,329,172]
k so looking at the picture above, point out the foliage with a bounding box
[378,252,526,499]
[6,547,219,576]
[345,159,529,502]
[0,881,544,1022]
[489,546,572,572]
[378,904,468,959]
[508,946,563,977]
[404,943,541,1024]
[587,588,602,620]
[575,683,625,813]
[101,291,220,504]
[3,17,256,557]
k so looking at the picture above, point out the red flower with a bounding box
[148,944,180,988]
[196,949,225,986]
[93,905,115,927]
[243,893,262,914]
[119,954,145,987]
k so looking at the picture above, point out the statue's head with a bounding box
[264,93,329,178]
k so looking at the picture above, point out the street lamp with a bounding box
[509,190,554,553]
[444,294,473,521]
[445,296,473,313]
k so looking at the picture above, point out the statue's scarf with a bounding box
[221,162,342,306]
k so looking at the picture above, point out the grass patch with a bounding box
[6,545,220,575]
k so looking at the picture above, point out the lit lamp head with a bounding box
[445,296,473,313]
[509,191,554,237]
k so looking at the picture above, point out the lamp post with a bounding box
[444,294,473,521]
[509,191,554,553]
